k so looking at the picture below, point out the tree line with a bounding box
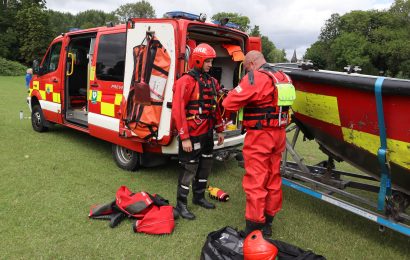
[1,0,408,78]
[305,0,410,78]
[0,0,286,67]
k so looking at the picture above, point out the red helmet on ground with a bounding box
[190,43,216,70]
[243,230,278,260]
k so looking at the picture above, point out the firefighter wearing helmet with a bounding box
[172,43,225,220]
[223,51,295,236]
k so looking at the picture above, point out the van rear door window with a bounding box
[96,33,126,81]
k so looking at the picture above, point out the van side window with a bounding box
[96,33,126,82]
[41,42,62,74]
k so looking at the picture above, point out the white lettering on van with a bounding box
[111,84,123,90]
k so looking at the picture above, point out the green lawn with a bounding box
[1,76,409,259]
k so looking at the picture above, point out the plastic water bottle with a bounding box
[19,111,23,120]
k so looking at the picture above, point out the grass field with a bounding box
[1,76,409,259]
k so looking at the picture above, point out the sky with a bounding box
[45,0,395,60]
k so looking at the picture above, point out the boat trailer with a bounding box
[281,124,410,237]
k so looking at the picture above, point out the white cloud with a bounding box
[46,0,394,60]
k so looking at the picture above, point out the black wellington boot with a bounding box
[244,220,265,237]
[176,200,195,220]
[262,214,274,238]
[193,196,215,209]
[193,180,215,209]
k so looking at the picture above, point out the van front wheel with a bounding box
[31,105,48,132]
[112,144,140,171]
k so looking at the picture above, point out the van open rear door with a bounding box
[120,20,177,145]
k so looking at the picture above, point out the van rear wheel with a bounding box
[112,144,140,171]
[31,105,48,132]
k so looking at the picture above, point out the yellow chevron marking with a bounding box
[39,90,46,100]
[292,90,341,126]
[45,83,53,93]
[53,93,61,103]
[90,66,96,81]
[342,127,410,170]
[101,102,114,117]
[33,81,39,90]
[115,94,122,105]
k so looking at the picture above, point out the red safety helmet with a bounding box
[243,230,278,260]
[190,43,216,70]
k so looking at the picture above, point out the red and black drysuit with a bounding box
[172,69,224,205]
[222,64,292,224]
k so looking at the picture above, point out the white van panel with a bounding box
[123,22,176,140]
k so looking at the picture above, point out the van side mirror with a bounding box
[32,60,40,75]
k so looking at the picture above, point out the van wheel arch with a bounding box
[112,144,140,171]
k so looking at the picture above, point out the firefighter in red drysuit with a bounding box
[172,43,225,220]
[222,51,293,236]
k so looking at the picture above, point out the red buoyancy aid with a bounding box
[115,186,154,218]
[89,186,175,235]
[185,70,218,121]
[172,69,224,139]
[242,67,293,129]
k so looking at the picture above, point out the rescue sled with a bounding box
[270,63,410,236]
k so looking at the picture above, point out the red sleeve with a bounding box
[213,79,224,133]
[172,76,191,140]
[222,73,258,111]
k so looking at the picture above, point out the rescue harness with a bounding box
[185,69,218,126]
[243,65,296,129]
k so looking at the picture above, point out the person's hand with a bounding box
[217,133,224,146]
[182,139,192,152]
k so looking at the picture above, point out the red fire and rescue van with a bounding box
[28,12,261,170]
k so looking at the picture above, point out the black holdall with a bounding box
[200,226,244,260]
[200,226,326,260]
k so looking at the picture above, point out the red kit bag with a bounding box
[133,205,175,235]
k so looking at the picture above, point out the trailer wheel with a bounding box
[31,105,48,132]
[112,144,140,171]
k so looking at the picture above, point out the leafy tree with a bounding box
[47,10,75,35]
[305,0,410,78]
[74,10,117,29]
[114,0,156,23]
[319,13,341,43]
[211,12,250,32]
[15,4,52,63]
[249,25,261,36]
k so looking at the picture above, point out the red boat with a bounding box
[272,63,410,195]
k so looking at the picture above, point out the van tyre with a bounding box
[112,144,140,171]
[31,105,48,132]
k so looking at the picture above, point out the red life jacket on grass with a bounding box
[89,186,175,235]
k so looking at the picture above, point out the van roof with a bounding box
[52,17,247,41]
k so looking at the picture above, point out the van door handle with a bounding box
[90,83,99,87]
[52,78,58,83]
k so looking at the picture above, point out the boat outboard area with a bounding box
[269,62,410,236]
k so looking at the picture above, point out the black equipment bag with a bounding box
[200,226,326,260]
[268,239,326,260]
[200,226,244,260]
